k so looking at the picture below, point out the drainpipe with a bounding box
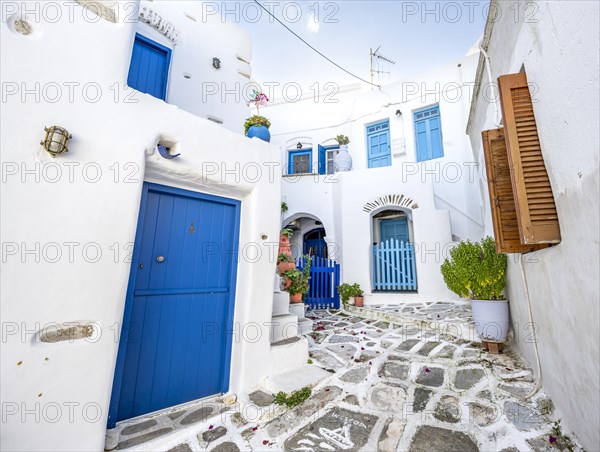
[479,40,502,127]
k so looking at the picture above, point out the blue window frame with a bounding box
[367,120,391,168]
[288,149,312,175]
[414,105,444,162]
[127,33,172,101]
[318,145,339,175]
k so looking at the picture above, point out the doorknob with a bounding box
[156,256,165,263]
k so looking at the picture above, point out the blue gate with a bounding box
[372,239,417,291]
[297,256,340,309]
[108,183,240,426]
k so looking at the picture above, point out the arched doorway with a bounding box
[371,208,417,292]
[303,228,328,258]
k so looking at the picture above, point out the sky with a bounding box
[236,1,489,100]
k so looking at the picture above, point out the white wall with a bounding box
[130,0,253,132]
[467,1,600,449]
[1,2,279,450]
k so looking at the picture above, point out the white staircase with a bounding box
[289,302,313,335]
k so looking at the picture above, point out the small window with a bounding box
[326,149,339,174]
[414,104,444,162]
[288,150,312,175]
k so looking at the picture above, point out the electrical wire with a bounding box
[252,0,381,89]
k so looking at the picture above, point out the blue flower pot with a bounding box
[247,125,271,142]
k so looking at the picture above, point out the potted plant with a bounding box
[440,236,509,343]
[333,134,352,172]
[338,283,362,306]
[281,201,288,214]
[283,256,311,303]
[277,253,295,275]
[279,228,293,258]
[245,89,271,142]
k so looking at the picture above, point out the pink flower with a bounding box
[549,436,557,444]
[262,440,270,445]
[424,367,431,373]
[252,426,258,431]
[361,347,365,350]
[208,425,214,430]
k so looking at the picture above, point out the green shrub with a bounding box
[273,387,312,408]
[283,256,311,296]
[281,201,288,213]
[440,237,507,300]
[338,283,362,303]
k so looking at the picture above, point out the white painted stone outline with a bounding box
[139,6,180,43]
[363,194,418,213]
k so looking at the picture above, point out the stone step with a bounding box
[298,317,313,336]
[270,314,299,344]
[274,274,282,293]
[288,302,305,319]
[269,336,310,377]
[272,292,290,316]
[263,364,331,394]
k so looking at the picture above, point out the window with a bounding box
[288,149,312,175]
[481,71,561,253]
[318,145,339,174]
[326,149,339,174]
[366,120,391,168]
[414,105,443,162]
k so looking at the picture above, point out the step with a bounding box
[263,364,331,394]
[288,302,305,319]
[270,314,299,344]
[272,292,290,316]
[269,336,310,376]
[298,317,313,336]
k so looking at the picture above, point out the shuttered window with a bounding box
[482,128,549,253]
[481,71,561,253]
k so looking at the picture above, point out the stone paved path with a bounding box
[113,309,583,452]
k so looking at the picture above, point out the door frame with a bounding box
[128,33,172,101]
[107,182,241,428]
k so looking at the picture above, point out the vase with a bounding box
[471,299,510,342]
[247,125,271,142]
[334,147,352,172]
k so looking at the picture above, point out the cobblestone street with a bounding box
[112,307,583,452]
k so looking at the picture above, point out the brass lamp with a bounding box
[41,126,72,157]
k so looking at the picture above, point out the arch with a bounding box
[363,194,419,213]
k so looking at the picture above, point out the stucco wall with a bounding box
[1,2,279,451]
[467,1,600,448]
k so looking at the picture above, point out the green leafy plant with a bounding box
[307,359,313,364]
[335,134,350,145]
[281,228,293,239]
[273,387,312,408]
[244,115,271,135]
[338,283,362,303]
[549,420,575,451]
[283,255,312,295]
[281,201,288,213]
[440,236,507,300]
[277,253,292,263]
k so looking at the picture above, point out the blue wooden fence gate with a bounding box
[296,256,340,309]
[372,239,417,291]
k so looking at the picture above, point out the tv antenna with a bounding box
[370,45,396,89]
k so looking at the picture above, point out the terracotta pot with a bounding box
[283,278,292,289]
[279,234,293,258]
[277,261,295,275]
[290,293,303,303]
[354,295,364,307]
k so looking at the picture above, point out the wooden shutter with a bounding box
[482,128,548,253]
[498,72,561,244]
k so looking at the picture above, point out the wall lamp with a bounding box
[41,126,72,157]
[395,109,402,117]
[296,142,303,149]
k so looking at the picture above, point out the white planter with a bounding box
[334,148,352,172]
[471,299,510,342]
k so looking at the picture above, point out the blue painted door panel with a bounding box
[128,34,171,100]
[367,121,391,168]
[113,185,239,423]
[380,218,409,243]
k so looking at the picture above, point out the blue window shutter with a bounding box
[367,120,391,168]
[318,145,326,175]
[128,34,171,101]
[414,105,443,162]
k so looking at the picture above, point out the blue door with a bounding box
[380,218,409,243]
[303,228,327,258]
[127,34,171,100]
[367,120,391,168]
[109,183,240,426]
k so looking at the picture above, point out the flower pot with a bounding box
[279,234,292,258]
[277,261,295,275]
[247,125,271,142]
[290,293,303,303]
[348,297,355,306]
[334,148,352,172]
[283,278,292,289]
[354,295,364,307]
[471,299,510,342]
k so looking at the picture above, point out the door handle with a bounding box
[156,256,165,263]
